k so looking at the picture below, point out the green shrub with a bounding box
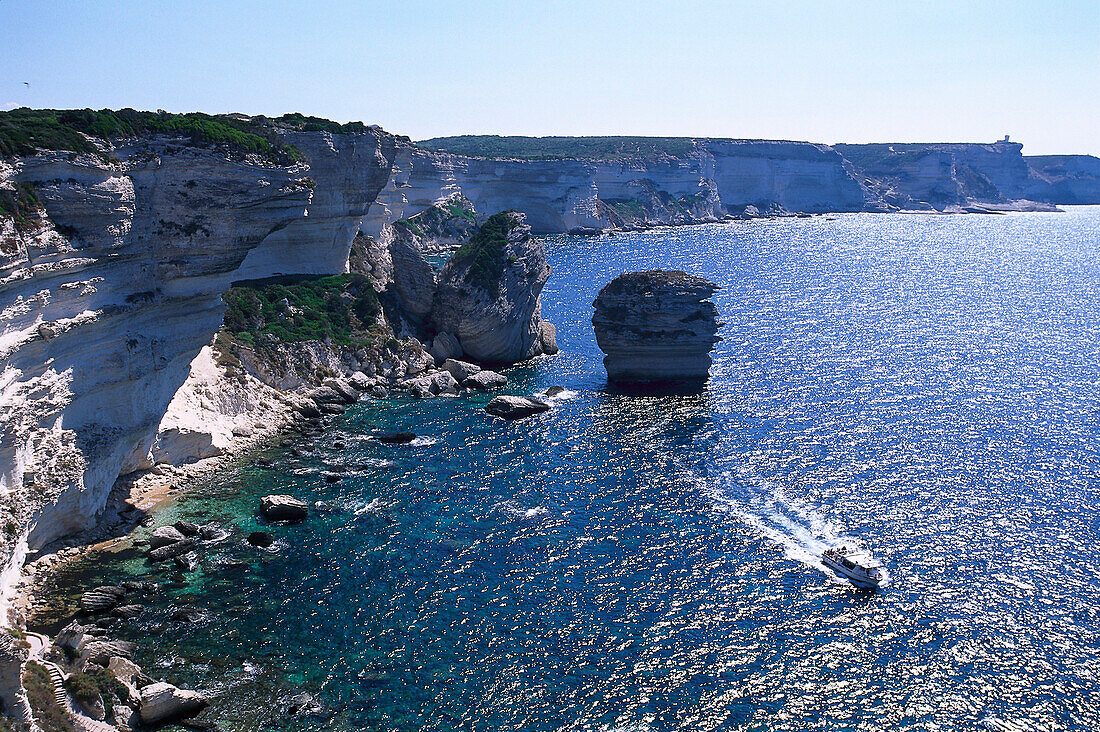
[24,661,75,732]
[222,273,381,355]
[0,182,43,232]
[449,211,518,296]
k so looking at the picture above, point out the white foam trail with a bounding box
[704,463,889,587]
[409,436,437,447]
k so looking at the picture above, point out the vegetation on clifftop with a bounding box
[0,108,380,163]
[222,274,382,354]
[448,211,519,296]
[417,135,700,161]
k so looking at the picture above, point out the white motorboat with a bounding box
[822,544,883,588]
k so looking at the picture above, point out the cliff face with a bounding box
[0,127,395,610]
[835,141,1057,211]
[592,270,720,386]
[365,138,871,236]
[431,212,556,364]
[1025,155,1100,204]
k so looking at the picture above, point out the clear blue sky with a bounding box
[2,0,1097,155]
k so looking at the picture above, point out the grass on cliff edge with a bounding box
[417,135,699,161]
[222,273,381,354]
[447,211,520,297]
[0,108,377,163]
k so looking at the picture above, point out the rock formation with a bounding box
[430,211,558,364]
[592,271,720,386]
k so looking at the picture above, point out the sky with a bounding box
[1,0,1097,155]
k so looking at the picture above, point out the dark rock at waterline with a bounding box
[138,681,209,725]
[199,523,226,541]
[544,385,567,397]
[170,606,206,624]
[148,538,198,562]
[375,432,417,444]
[80,586,126,613]
[247,531,274,548]
[368,384,389,399]
[174,552,199,572]
[260,494,308,522]
[332,440,346,449]
[285,691,324,717]
[319,403,346,415]
[254,457,274,467]
[111,604,144,619]
[174,521,201,537]
[484,395,551,420]
[279,439,294,448]
[324,473,342,483]
[121,581,158,593]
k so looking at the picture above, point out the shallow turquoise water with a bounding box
[44,209,1100,731]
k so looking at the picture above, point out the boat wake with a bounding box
[704,461,889,587]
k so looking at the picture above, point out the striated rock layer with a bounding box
[593,271,720,386]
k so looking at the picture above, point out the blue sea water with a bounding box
[41,208,1100,731]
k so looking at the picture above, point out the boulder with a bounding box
[404,348,435,376]
[484,396,552,420]
[441,359,481,382]
[78,639,137,666]
[592,270,720,386]
[322,377,360,403]
[318,402,346,415]
[56,621,88,654]
[174,521,201,537]
[308,385,348,405]
[149,526,186,549]
[430,212,557,364]
[430,371,460,396]
[543,385,567,398]
[429,332,462,364]
[80,586,125,613]
[463,370,508,390]
[111,605,144,619]
[138,682,208,725]
[291,396,322,419]
[260,494,308,522]
[348,371,375,391]
[368,384,389,399]
[408,376,434,399]
[148,538,198,562]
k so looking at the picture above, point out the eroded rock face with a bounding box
[260,494,308,522]
[430,212,555,364]
[0,126,396,608]
[592,270,720,386]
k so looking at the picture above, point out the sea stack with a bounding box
[431,211,558,364]
[592,270,720,387]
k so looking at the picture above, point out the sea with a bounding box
[37,207,1100,731]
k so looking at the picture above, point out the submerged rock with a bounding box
[592,270,720,386]
[139,682,208,725]
[484,395,551,420]
[260,495,309,522]
[247,531,274,548]
[375,432,417,444]
[286,691,324,717]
